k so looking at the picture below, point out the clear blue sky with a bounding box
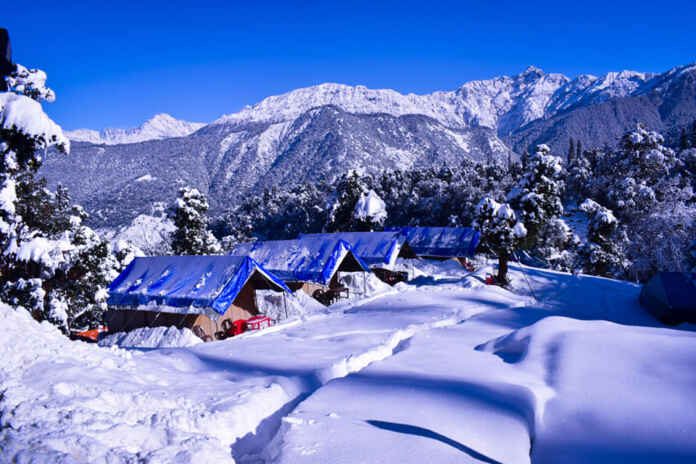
[4,0,696,130]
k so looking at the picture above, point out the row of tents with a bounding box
[106,227,481,341]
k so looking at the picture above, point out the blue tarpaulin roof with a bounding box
[298,232,407,266]
[107,255,290,317]
[230,237,370,286]
[388,226,480,258]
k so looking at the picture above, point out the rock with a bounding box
[0,28,14,91]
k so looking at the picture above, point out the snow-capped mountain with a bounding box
[65,113,205,145]
[40,63,696,229]
[212,65,654,136]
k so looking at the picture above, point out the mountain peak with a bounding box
[66,114,206,145]
[521,65,545,77]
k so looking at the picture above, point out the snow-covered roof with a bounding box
[299,232,408,266]
[229,237,370,285]
[389,226,480,258]
[107,255,290,318]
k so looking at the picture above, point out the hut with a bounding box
[389,226,480,265]
[106,255,290,341]
[230,237,370,302]
[299,231,417,284]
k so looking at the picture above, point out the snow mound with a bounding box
[477,316,696,463]
[339,271,392,298]
[99,326,203,348]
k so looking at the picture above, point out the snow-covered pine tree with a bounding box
[170,187,221,255]
[1,63,121,333]
[578,199,629,278]
[352,189,387,231]
[326,171,370,232]
[565,146,592,202]
[473,197,527,284]
[507,144,565,249]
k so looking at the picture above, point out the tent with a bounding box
[229,237,370,295]
[298,232,416,267]
[639,272,696,324]
[298,231,417,285]
[388,226,480,260]
[106,255,290,341]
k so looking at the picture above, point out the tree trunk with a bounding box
[497,252,509,284]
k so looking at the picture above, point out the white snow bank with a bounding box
[99,326,203,348]
[478,316,696,463]
[339,271,392,298]
[0,92,69,152]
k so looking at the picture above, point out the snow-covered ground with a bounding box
[2,262,695,463]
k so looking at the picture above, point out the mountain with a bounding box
[65,113,205,145]
[40,64,696,229]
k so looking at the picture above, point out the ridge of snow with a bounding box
[65,113,206,145]
[212,66,662,136]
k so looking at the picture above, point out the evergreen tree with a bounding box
[473,197,527,283]
[576,140,583,162]
[680,128,692,150]
[568,138,575,164]
[578,199,629,278]
[170,187,221,255]
[507,144,565,248]
[1,63,121,333]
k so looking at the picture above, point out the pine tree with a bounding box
[473,197,527,283]
[507,144,565,247]
[578,199,629,278]
[1,63,122,333]
[680,128,692,150]
[568,138,575,164]
[576,140,583,163]
[170,187,221,255]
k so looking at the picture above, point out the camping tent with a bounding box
[229,237,370,294]
[639,272,696,324]
[106,255,290,340]
[298,232,416,267]
[388,226,480,260]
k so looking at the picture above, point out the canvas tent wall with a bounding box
[298,232,416,267]
[229,237,370,293]
[389,226,480,262]
[639,272,696,325]
[106,255,290,341]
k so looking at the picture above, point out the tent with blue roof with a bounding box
[389,226,480,261]
[640,272,696,325]
[229,237,370,296]
[298,232,416,267]
[106,255,290,341]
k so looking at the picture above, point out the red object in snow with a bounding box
[246,315,272,331]
[229,319,247,336]
[71,326,108,342]
[485,274,495,285]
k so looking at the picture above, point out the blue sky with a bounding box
[4,1,696,130]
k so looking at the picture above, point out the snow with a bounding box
[0,92,69,152]
[2,259,695,463]
[99,326,203,348]
[353,189,387,224]
[100,211,175,256]
[65,114,205,145]
[211,66,653,137]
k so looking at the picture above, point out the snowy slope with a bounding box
[66,113,205,145]
[2,262,695,463]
